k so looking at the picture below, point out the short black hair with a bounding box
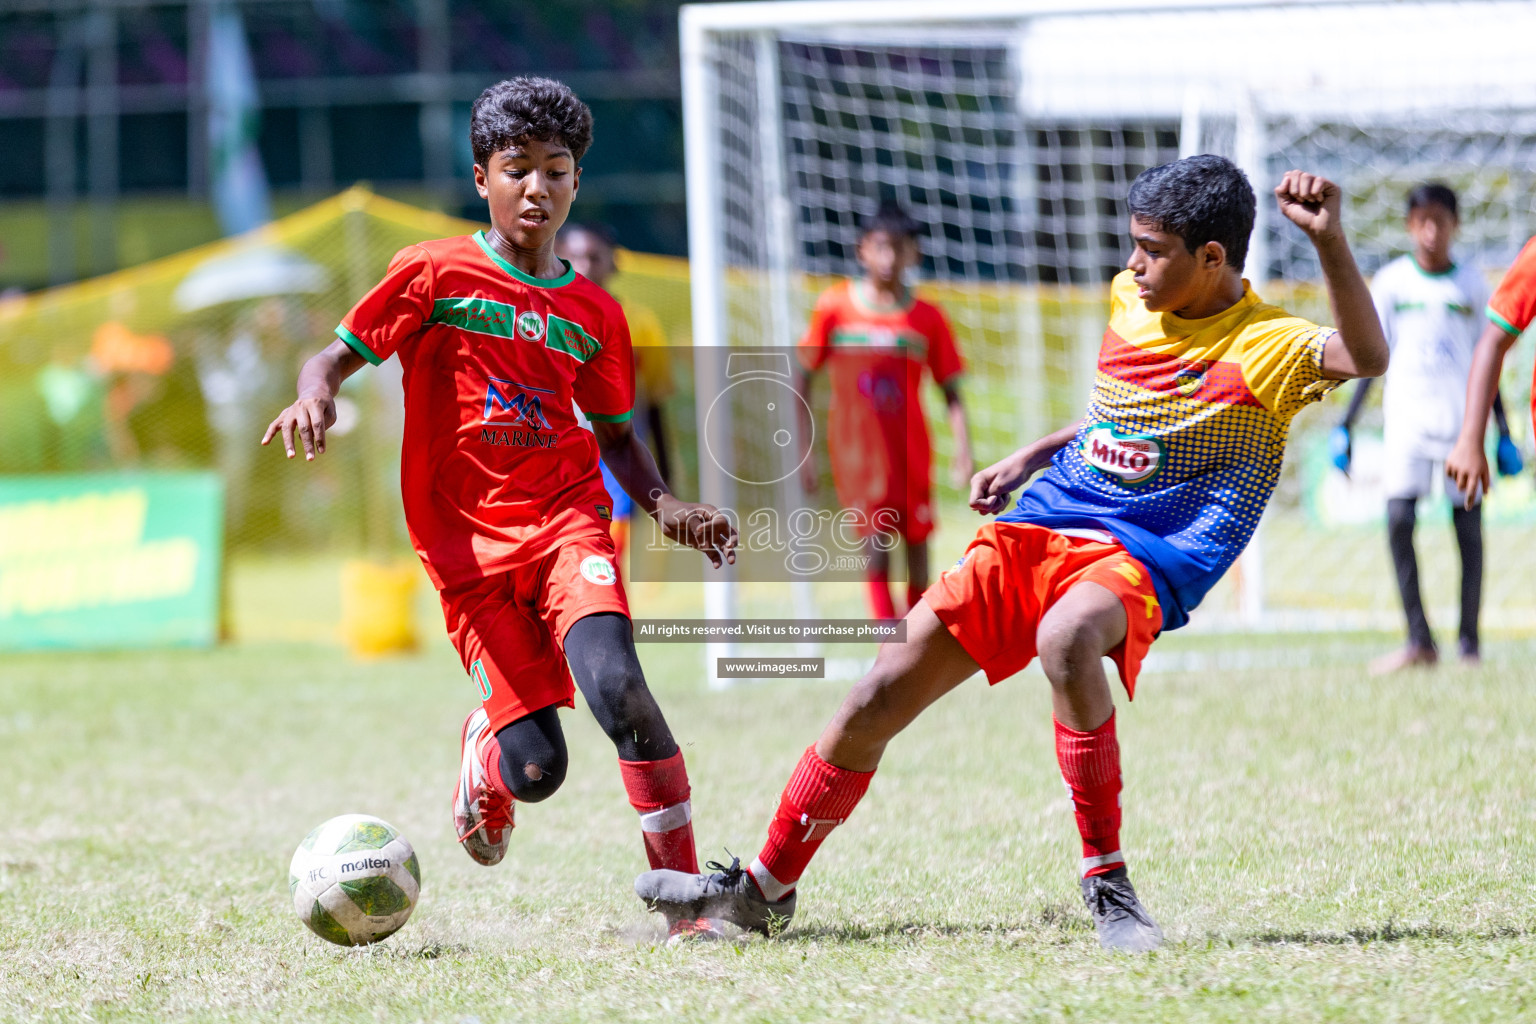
[860,200,921,242]
[1127,154,1256,272]
[470,76,593,167]
[1407,182,1458,219]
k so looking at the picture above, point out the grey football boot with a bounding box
[636,856,797,936]
[1081,867,1164,952]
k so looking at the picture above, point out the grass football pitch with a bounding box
[2,632,1535,1023]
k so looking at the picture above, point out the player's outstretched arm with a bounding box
[260,338,367,460]
[969,419,1081,515]
[1446,320,1521,506]
[593,420,738,568]
[1274,170,1388,381]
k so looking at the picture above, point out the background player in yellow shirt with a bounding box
[636,158,1388,952]
[558,223,678,561]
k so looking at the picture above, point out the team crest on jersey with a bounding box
[1081,422,1164,487]
[1173,362,1208,397]
[580,555,617,586]
[516,310,546,342]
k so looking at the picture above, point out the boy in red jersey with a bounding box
[636,157,1388,951]
[799,202,973,619]
[1446,235,1536,503]
[261,79,736,935]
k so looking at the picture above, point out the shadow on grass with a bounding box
[778,900,1094,944]
[403,942,476,959]
[1242,921,1529,946]
[758,914,1529,950]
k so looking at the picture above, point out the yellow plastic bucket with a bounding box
[340,560,419,657]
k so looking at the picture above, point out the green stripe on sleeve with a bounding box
[585,408,635,423]
[336,325,382,366]
[427,296,519,338]
[1486,304,1521,337]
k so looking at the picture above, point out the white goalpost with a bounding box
[681,0,1536,676]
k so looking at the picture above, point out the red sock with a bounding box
[749,746,874,900]
[866,571,896,619]
[619,751,697,873]
[1054,712,1124,877]
[479,732,515,801]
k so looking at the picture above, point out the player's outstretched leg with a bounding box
[564,612,716,939]
[565,613,697,871]
[453,703,568,865]
[636,600,978,935]
[1039,582,1162,952]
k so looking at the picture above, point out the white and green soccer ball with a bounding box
[288,814,420,946]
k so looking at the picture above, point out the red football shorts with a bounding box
[924,522,1163,698]
[830,438,934,545]
[439,528,630,732]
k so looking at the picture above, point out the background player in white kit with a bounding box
[1333,183,1522,673]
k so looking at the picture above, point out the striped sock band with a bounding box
[619,751,698,873]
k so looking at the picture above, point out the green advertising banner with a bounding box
[0,472,223,649]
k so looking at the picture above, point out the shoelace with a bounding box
[1087,877,1148,923]
[703,854,745,887]
[458,786,512,845]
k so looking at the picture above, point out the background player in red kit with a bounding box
[798,202,974,619]
[261,78,736,937]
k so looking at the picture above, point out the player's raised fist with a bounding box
[1274,170,1343,239]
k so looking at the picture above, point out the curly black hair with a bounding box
[1127,155,1256,272]
[470,76,594,167]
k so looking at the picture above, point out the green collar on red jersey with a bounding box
[474,230,577,289]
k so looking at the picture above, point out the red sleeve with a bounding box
[336,245,434,365]
[922,303,963,385]
[797,287,840,373]
[572,300,635,422]
[1489,236,1536,336]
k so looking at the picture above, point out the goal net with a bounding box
[681,0,1536,648]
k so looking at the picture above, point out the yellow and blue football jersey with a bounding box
[1000,271,1338,629]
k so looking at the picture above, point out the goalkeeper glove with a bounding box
[1496,433,1524,477]
[1329,425,1351,474]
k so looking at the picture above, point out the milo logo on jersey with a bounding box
[1081,422,1164,487]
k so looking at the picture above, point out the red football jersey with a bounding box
[1487,237,1536,441]
[798,280,963,539]
[1489,236,1536,339]
[337,231,634,589]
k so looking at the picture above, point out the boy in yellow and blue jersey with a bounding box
[635,156,1389,951]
